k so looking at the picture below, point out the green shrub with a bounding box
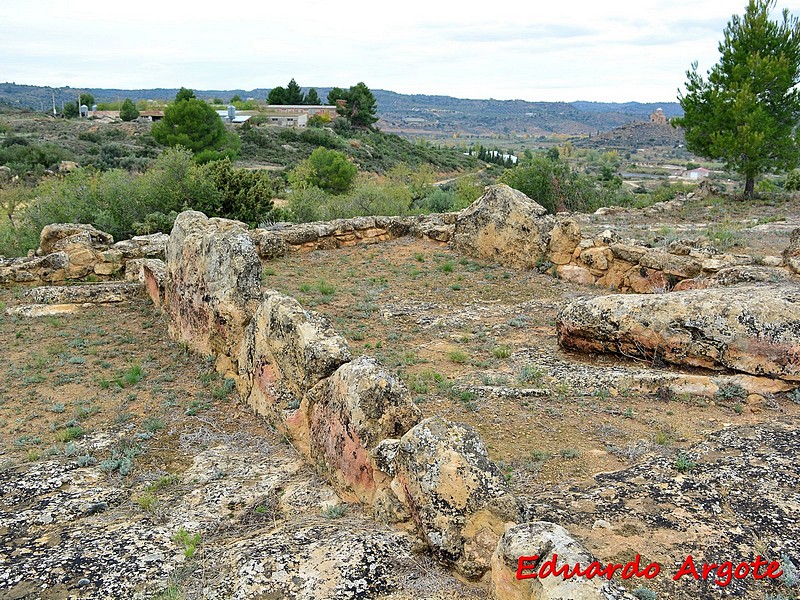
[499,155,603,213]
[200,158,277,225]
[417,188,455,212]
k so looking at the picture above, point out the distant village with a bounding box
[86,102,339,128]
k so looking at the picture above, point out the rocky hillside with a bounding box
[574,120,687,151]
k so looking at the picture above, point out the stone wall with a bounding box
[547,216,794,292]
[159,211,552,588]
[249,212,458,259]
[0,223,168,285]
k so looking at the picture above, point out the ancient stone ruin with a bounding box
[4,183,799,599]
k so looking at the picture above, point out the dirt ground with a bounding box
[261,236,800,494]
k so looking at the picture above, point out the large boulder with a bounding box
[306,356,421,503]
[547,216,582,265]
[491,522,635,600]
[24,282,141,304]
[392,416,520,580]
[557,284,800,381]
[452,185,555,269]
[164,211,261,368]
[38,223,113,256]
[239,290,351,452]
[112,232,169,259]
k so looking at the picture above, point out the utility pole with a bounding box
[51,91,56,116]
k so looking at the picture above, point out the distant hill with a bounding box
[574,121,687,151]
[0,82,682,138]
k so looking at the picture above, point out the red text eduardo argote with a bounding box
[516,553,783,587]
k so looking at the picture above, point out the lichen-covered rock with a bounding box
[609,243,648,264]
[241,290,351,399]
[579,246,611,273]
[38,223,113,256]
[785,227,800,273]
[238,290,351,452]
[675,265,793,291]
[218,523,418,600]
[306,356,421,503]
[164,211,261,364]
[124,258,166,283]
[638,249,702,279]
[547,216,582,265]
[250,228,289,259]
[452,185,555,269]
[392,416,520,580]
[491,522,635,600]
[411,214,456,243]
[557,284,800,381]
[24,282,142,304]
[0,251,69,284]
[522,422,800,599]
[112,232,169,259]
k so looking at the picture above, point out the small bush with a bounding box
[674,452,696,473]
[492,345,512,359]
[322,504,348,519]
[447,350,468,364]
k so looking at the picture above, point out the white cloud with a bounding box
[2,0,800,101]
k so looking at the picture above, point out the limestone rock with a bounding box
[491,522,635,600]
[242,290,351,400]
[555,265,595,286]
[784,227,800,261]
[250,228,289,259]
[411,214,455,243]
[547,216,582,265]
[164,211,261,363]
[306,356,421,503]
[124,258,166,284]
[239,291,351,452]
[24,283,142,304]
[557,284,800,381]
[578,246,610,272]
[220,523,417,600]
[785,228,800,274]
[452,184,555,269]
[5,303,85,317]
[638,249,702,279]
[50,231,104,278]
[143,260,167,308]
[609,243,648,264]
[38,223,113,256]
[393,416,520,580]
[0,251,69,284]
[112,233,169,259]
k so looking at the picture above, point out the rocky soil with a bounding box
[0,293,482,599]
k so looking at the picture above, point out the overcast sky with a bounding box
[3,0,799,103]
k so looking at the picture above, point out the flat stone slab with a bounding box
[5,303,86,317]
[23,283,143,305]
[557,284,800,381]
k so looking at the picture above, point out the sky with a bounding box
[3,0,800,103]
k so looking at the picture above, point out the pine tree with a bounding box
[304,88,321,105]
[119,98,139,122]
[285,78,304,105]
[151,89,226,154]
[267,86,287,105]
[674,0,800,196]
